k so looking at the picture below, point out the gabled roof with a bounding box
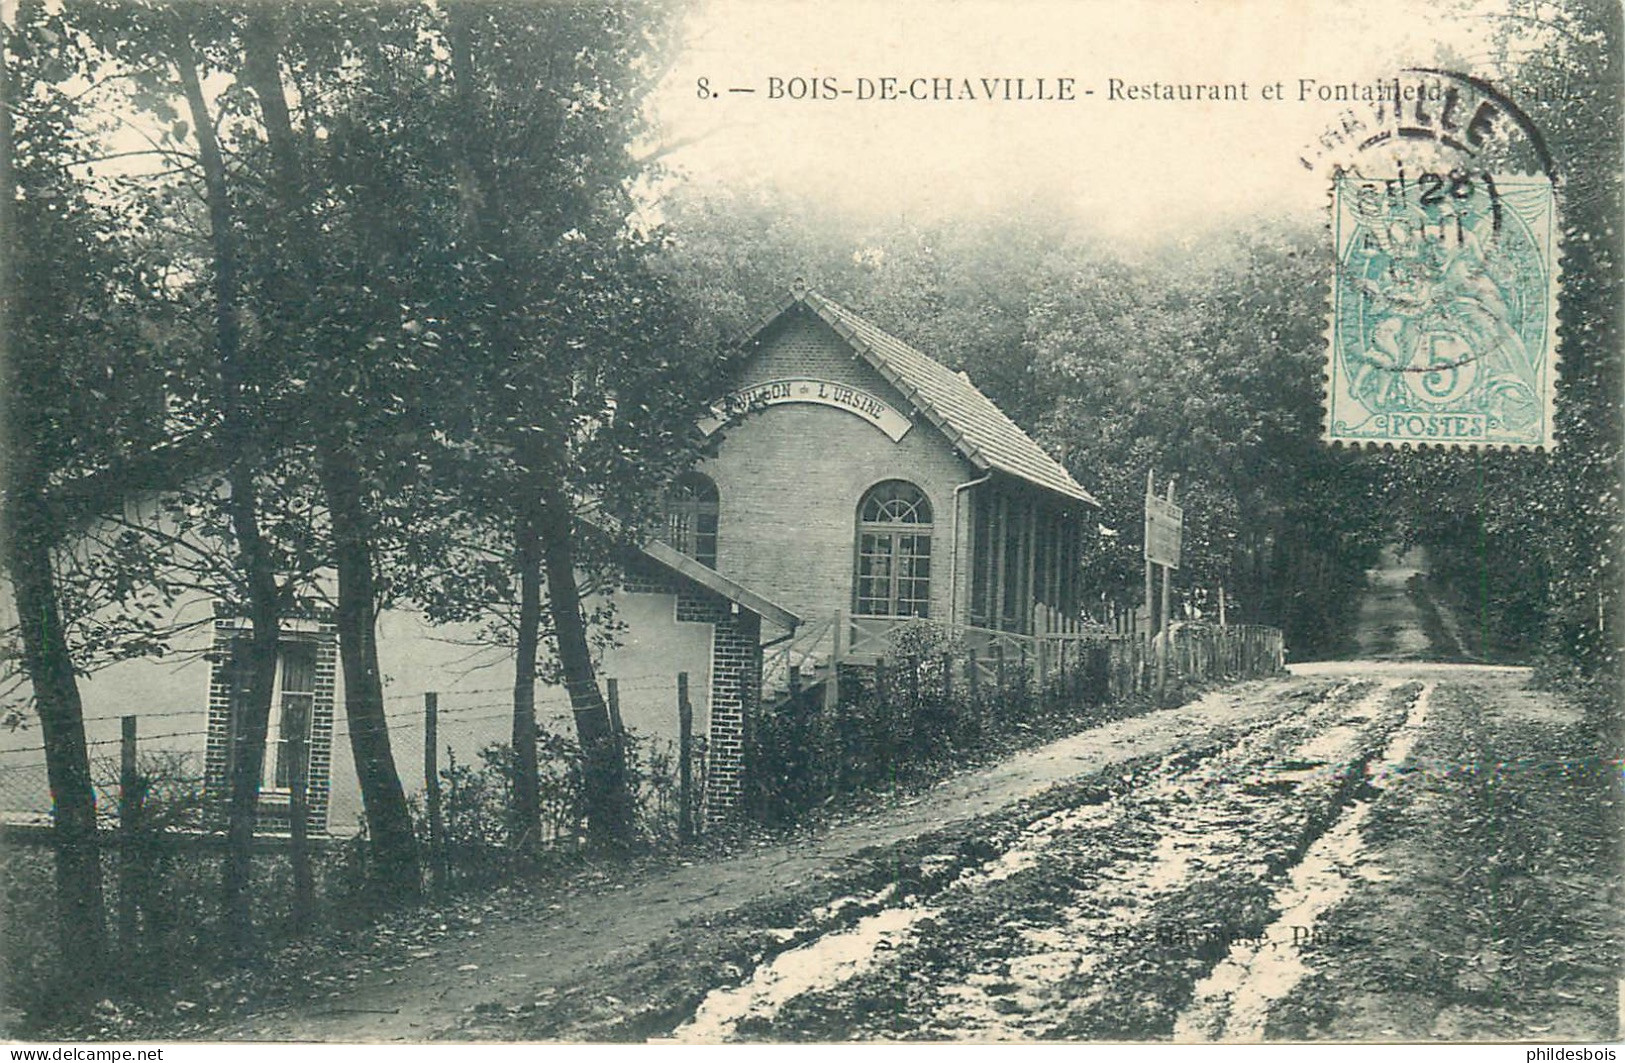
[639,539,801,632]
[578,504,802,632]
[744,287,1099,507]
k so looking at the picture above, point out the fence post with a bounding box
[1019,641,1031,717]
[424,692,448,894]
[967,647,981,702]
[992,643,1007,734]
[286,700,314,934]
[606,678,624,735]
[823,614,843,713]
[907,654,924,757]
[678,672,694,844]
[1057,639,1068,701]
[875,660,894,783]
[118,715,141,957]
[1036,639,1049,713]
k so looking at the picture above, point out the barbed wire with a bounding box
[0,693,670,758]
[55,676,679,726]
[1,673,686,756]
[378,684,513,704]
[77,707,224,724]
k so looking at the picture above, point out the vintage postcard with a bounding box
[0,0,1618,1052]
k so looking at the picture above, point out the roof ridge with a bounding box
[798,290,994,471]
[787,288,1098,507]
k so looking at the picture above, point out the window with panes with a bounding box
[228,640,316,792]
[662,472,719,568]
[854,481,933,618]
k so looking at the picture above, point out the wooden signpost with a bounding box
[1144,472,1183,695]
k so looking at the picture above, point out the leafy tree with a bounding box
[234,2,423,902]
[1387,0,1621,705]
[396,0,726,850]
[159,11,295,951]
[655,184,875,336]
[0,0,176,998]
[70,0,390,942]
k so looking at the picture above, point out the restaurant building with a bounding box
[597,284,1101,812]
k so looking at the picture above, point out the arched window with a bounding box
[855,480,933,618]
[663,472,719,568]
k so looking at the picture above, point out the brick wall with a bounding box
[739,307,918,427]
[304,632,338,832]
[675,587,728,625]
[663,586,756,818]
[702,605,760,819]
[203,603,338,834]
[702,309,978,627]
[622,553,677,596]
[606,579,760,819]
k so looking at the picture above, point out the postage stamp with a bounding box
[1325,169,1559,448]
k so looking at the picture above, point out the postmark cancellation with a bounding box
[1325,170,1559,450]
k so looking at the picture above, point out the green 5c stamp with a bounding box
[1327,169,1559,449]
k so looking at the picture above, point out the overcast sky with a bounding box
[648,0,1506,241]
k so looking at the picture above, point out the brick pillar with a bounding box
[303,616,337,833]
[702,608,761,821]
[202,615,240,805]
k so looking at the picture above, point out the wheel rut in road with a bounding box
[1173,680,1435,1041]
[214,676,1328,1042]
[666,679,1420,1042]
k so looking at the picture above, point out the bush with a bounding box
[746,631,1167,827]
[412,727,701,888]
[0,714,701,1033]
[745,649,1033,826]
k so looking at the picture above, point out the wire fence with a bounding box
[0,674,692,837]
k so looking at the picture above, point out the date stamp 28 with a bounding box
[1326,168,1559,449]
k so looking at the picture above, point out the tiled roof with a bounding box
[755,288,1099,507]
[640,540,801,632]
[578,504,803,632]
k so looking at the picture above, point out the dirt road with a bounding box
[190,555,1617,1043]
[210,678,1317,1041]
[1353,547,1429,659]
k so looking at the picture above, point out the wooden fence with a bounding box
[746,620,1285,822]
[767,613,1284,708]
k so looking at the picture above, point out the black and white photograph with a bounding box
[0,0,1619,1048]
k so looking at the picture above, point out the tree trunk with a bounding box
[220,585,280,954]
[443,3,632,847]
[446,4,550,852]
[4,505,109,997]
[174,31,282,956]
[0,34,108,1000]
[242,18,419,901]
[510,502,543,854]
[318,440,421,901]
[536,493,632,849]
